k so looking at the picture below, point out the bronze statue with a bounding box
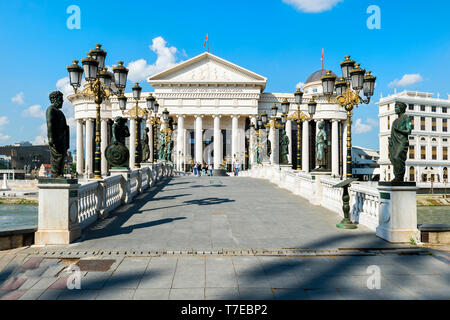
[158,133,165,161]
[165,138,173,162]
[388,102,412,182]
[316,121,327,170]
[267,138,271,158]
[46,91,69,177]
[142,127,150,162]
[280,129,290,165]
[105,117,130,168]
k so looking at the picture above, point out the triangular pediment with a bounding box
[148,52,267,88]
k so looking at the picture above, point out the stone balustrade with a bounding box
[241,164,418,243]
[35,163,173,245]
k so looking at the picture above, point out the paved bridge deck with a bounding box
[64,176,400,251]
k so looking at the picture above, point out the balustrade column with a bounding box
[302,120,310,172]
[85,119,94,177]
[129,118,136,169]
[76,119,84,175]
[332,120,339,177]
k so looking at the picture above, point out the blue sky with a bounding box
[0,0,449,151]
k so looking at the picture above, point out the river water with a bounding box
[0,204,448,231]
[0,204,38,231]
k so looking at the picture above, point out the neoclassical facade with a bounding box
[69,52,350,177]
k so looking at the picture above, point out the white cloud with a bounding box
[12,92,25,105]
[33,123,47,146]
[353,118,376,134]
[33,135,46,145]
[283,0,343,13]
[127,36,180,83]
[296,82,305,89]
[0,116,9,129]
[388,74,423,87]
[22,104,45,119]
[0,133,10,141]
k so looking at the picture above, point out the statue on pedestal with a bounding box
[46,91,69,177]
[388,102,412,182]
[280,129,290,165]
[142,127,150,162]
[315,121,328,171]
[158,133,166,161]
[105,117,130,168]
[165,138,173,162]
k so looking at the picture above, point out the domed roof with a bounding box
[305,69,336,84]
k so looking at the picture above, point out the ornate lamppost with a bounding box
[120,82,150,168]
[148,102,161,163]
[287,91,317,170]
[67,44,129,179]
[321,55,376,179]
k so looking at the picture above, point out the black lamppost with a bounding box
[321,55,376,179]
[149,102,161,163]
[67,44,129,179]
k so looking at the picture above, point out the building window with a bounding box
[421,117,425,130]
[443,119,448,132]
[421,146,426,160]
[444,167,448,182]
[432,106,436,112]
[408,104,414,111]
[444,147,448,161]
[387,104,390,111]
[443,107,447,114]
[409,116,414,130]
[420,105,426,112]
[409,145,415,159]
[432,118,436,131]
[409,166,415,182]
[432,146,437,160]
[387,116,390,130]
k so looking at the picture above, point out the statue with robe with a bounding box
[316,121,327,170]
[388,102,412,182]
[46,91,69,177]
[105,117,130,168]
[142,127,150,162]
[165,138,173,162]
[158,133,166,161]
[280,129,290,165]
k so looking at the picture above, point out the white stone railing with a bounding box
[350,183,380,231]
[103,175,122,215]
[77,181,99,230]
[241,164,382,232]
[36,162,174,245]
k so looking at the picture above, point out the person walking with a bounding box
[208,164,213,176]
[202,163,207,176]
[193,162,198,176]
[234,161,240,177]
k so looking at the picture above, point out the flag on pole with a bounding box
[321,48,324,70]
[204,33,209,48]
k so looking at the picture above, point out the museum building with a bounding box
[69,52,351,177]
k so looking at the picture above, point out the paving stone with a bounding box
[238,287,274,300]
[32,277,58,290]
[18,277,40,290]
[21,257,43,270]
[57,289,99,300]
[19,289,46,300]
[133,288,170,300]
[337,288,381,300]
[205,287,240,300]
[138,267,175,289]
[0,277,27,291]
[169,288,204,300]
[96,289,135,300]
[81,273,111,290]
[304,289,345,300]
[273,288,309,300]
[38,290,63,300]
[0,290,27,300]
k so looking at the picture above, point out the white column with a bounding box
[76,119,84,175]
[177,115,185,171]
[332,120,339,177]
[213,115,222,169]
[269,125,279,165]
[195,115,203,164]
[286,120,292,165]
[342,120,347,177]
[129,118,136,169]
[231,115,239,162]
[302,120,309,172]
[85,119,93,177]
[101,119,108,176]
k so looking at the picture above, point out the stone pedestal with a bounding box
[376,182,420,243]
[310,172,332,206]
[35,178,80,245]
[1,173,8,190]
[110,168,131,204]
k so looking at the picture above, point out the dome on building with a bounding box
[305,69,336,84]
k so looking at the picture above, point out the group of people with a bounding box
[193,162,213,176]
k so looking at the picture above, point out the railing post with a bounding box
[110,168,131,204]
[35,178,81,245]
